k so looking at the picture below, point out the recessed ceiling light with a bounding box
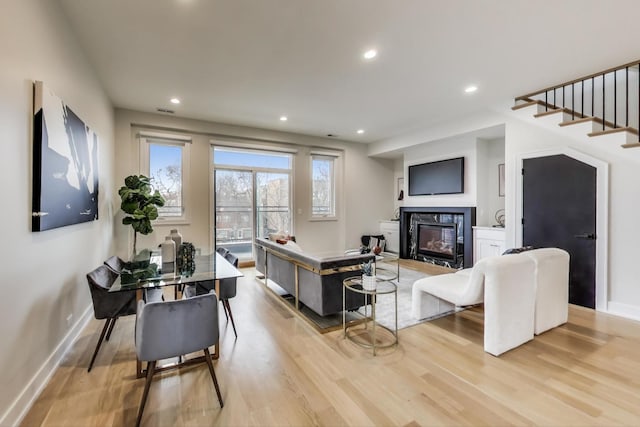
[280,116,288,121]
[357,129,365,134]
[170,97,181,104]
[464,85,478,93]
[363,49,377,60]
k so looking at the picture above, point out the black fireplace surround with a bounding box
[399,207,476,268]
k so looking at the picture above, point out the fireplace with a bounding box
[399,207,475,268]
[417,222,458,262]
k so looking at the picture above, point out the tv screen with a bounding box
[408,157,464,196]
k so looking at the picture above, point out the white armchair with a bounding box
[411,247,570,356]
[412,252,536,356]
[524,248,570,335]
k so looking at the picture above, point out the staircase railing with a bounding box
[515,59,640,136]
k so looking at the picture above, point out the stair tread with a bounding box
[511,100,539,111]
[534,108,570,118]
[588,127,637,137]
[558,116,598,127]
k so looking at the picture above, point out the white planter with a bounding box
[362,275,377,291]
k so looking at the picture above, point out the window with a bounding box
[140,134,191,222]
[311,155,335,217]
[213,146,293,260]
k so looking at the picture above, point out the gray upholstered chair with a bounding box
[135,290,223,426]
[216,246,229,257]
[86,265,137,372]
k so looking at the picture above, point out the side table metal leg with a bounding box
[395,287,398,344]
[372,292,377,356]
[343,282,346,339]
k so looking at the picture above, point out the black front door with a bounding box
[522,155,597,308]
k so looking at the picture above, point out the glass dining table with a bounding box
[109,251,243,378]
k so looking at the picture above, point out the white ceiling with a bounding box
[58,0,640,143]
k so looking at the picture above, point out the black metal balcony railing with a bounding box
[516,59,640,138]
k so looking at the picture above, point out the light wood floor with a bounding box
[22,268,640,426]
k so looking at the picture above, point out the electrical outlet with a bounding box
[66,314,73,326]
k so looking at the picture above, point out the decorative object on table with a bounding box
[361,259,377,291]
[177,242,196,276]
[169,228,182,251]
[32,81,99,232]
[494,209,505,227]
[397,177,404,201]
[161,236,176,273]
[118,174,165,256]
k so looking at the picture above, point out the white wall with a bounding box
[476,138,505,226]
[0,0,115,424]
[114,109,394,256]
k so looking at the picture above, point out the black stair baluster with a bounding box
[626,66,629,127]
[602,73,606,131]
[581,80,584,118]
[545,91,548,111]
[592,76,595,117]
[614,70,617,128]
[572,82,575,120]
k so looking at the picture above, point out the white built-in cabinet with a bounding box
[379,220,400,253]
[473,226,506,264]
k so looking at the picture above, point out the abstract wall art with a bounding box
[32,81,99,231]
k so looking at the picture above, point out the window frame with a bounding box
[310,153,339,220]
[139,134,191,225]
[212,143,295,259]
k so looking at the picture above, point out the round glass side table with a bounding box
[342,276,398,355]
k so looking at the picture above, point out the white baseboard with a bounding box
[607,301,640,322]
[0,305,93,427]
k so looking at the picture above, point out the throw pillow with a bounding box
[285,240,303,252]
[502,246,534,255]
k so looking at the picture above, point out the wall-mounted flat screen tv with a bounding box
[408,157,464,196]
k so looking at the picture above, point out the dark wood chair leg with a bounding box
[203,348,223,408]
[105,317,117,341]
[225,300,237,338]
[88,318,111,372]
[220,300,229,320]
[136,361,156,427]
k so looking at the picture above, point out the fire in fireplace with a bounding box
[417,222,458,262]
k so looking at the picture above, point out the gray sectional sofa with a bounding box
[254,237,375,316]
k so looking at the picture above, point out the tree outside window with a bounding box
[312,156,335,217]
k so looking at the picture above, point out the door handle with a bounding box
[574,233,596,240]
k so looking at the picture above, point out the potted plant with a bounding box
[361,259,376,291]
[118,174,165,256]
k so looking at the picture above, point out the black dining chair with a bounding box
[183,248,239,338]
[104,255,164,303]
[216,246,229,257]
[86,265,137,372]
[104,255,125,274]
[135,290,223,426]
[219,252,239,338]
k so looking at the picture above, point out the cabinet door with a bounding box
[380,222,400,253]
[476,238,504,262]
